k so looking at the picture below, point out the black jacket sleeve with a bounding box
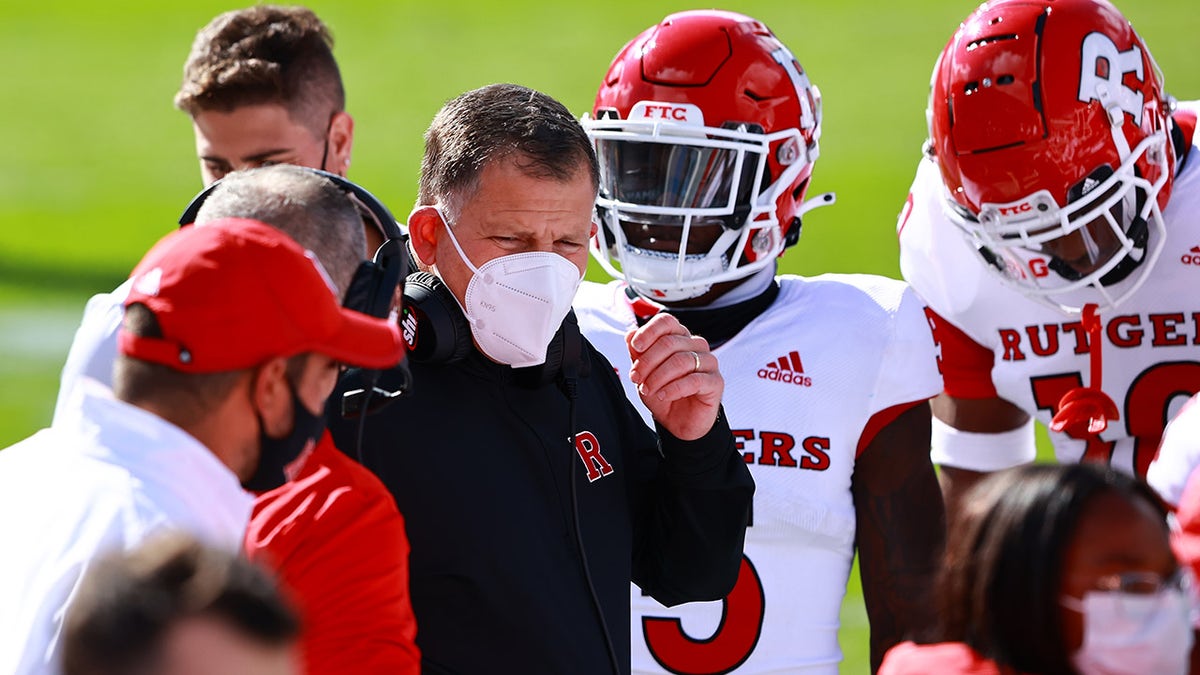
[627,403,755,607]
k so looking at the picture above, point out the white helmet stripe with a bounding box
[771,46,816,132]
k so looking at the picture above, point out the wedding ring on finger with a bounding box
[691,351,702,374]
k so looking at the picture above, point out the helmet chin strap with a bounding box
[784,192,836,247]
[796,191,837,218]
[1049,303,1120,438]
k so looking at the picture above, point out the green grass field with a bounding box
[2,1,1198,671]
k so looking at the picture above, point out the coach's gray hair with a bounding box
[194,164,365,297]
[417,83,599,222]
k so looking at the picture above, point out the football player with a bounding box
[574,10,945,673]
[897,0,1199,515]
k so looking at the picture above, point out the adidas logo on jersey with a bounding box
[1182,246,1200,265]
[757,351,812,386]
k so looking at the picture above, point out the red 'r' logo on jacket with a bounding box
[574,431,614,482]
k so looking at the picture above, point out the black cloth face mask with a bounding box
[244,382,326,492]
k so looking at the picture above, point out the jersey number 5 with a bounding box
[642,556,765,674]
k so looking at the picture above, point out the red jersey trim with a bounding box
[857,399,927,458]
[926,308,998,399]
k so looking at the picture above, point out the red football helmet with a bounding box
[928,0,1175,313]
[583,10,833,302]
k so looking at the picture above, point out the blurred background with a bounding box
[2,1,1197,670]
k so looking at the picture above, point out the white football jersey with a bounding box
[1148,393,1200,506]
[898,102,1200,478]
[575,274,942,673]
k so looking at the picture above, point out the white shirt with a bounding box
[575,274,942,674]
[52,278,131,426]
[0,380,254,675]
[898,101,1200,477]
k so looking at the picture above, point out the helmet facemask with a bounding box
[586,116,815,302]
[585,10,836,302]
[945,124,1170,315]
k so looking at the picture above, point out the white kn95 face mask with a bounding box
[435,207,583,368]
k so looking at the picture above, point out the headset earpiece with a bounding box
[400,271,473,364]
[344,237,406,320]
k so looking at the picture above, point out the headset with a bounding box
[398,271,473,365]
[178,168,412,424]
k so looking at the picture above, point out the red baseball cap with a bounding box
[119,217,404,373]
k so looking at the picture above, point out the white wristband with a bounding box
[930,415,1037,472]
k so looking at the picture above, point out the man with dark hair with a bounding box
[62,533,301,675]
[174,4,353,186]
[55,4,371,423]
[0,217,404,674]
[328,83,755,674]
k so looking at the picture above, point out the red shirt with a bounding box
[880,641,1021,675]
[246,433,419,674]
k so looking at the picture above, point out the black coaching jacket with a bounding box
[327,327,754,674]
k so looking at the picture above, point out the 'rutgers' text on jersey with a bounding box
[898,102,1200,477]
[575,275,942,673]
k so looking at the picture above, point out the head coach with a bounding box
[327,83,754,674]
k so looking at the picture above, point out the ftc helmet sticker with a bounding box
[629,101,705,126]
